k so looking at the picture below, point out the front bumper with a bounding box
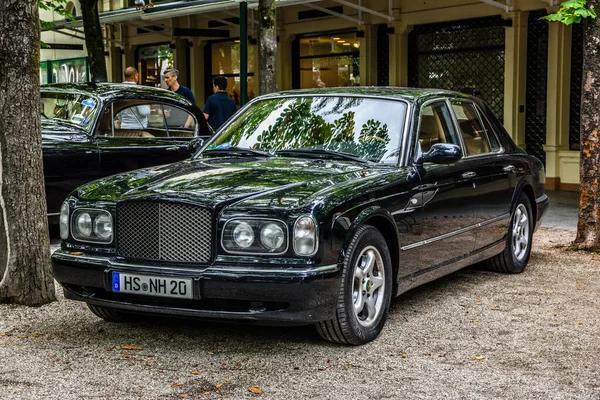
[52,251,343,325]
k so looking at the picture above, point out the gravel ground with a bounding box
[1,228,599,400]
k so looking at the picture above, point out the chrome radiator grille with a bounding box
[117,202,212,263]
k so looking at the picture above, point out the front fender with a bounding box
[331,206,399,267]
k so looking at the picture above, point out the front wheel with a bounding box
[316,225,392,345]
[485,193,533,274]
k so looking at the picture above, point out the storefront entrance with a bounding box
[292,30,360,89]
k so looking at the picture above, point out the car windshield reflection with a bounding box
[199,96,407,164]
[41,91,100,131]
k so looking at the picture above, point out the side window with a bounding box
[163,105,196,137]
[106,102,196,139]
[418,102,459,153]
[451,101,498,155]
[112,101,155,138]
[478,110,501,152]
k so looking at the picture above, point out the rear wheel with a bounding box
[87,304,129,322]
[485,193,533,274]
[316,225,392,345]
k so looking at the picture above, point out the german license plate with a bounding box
[111,272,192,299]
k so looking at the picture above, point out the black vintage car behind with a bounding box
[42,83,212,222]
[52,88,549,345]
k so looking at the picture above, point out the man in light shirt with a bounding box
[117,67,151,129]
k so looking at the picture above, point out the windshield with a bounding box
[41,91,100,132]
[199,96,407,164]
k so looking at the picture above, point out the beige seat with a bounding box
[113,129,154,138]
[418,115,441,153]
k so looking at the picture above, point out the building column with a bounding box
[502,11,528,148]
[174,38,190,88]
[277,32,292,91]
[388,21,411,87]
[359,25,378,86]
[544,17,573,190]
[190,38,206,107]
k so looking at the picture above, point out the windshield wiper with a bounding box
[275,148,369,163]
[202,146,273,157]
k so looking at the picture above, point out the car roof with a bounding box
[265,87,476,104]
[41,82,192,106]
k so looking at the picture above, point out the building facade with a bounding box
[41,0,580,190]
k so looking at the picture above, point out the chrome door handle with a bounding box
[166,146,179,152]
[461,171,476,179]
[503,165,515,172]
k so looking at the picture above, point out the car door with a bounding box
[96,102,196,177]
[43,130,101,216]
[449,99,515,249]
[411,100,478,274]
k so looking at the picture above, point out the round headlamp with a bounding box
[260,223,285,250]
[233,222,254,248]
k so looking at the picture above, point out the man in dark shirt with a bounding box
[163,68,196,104]
[163,68,195,127]
[203,76,237,131]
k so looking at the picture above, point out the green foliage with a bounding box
[541,0,597,25]
[39,0,75,47]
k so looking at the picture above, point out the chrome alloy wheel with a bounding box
[352,245,386,327]
[512,204,530,262]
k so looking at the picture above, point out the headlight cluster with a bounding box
[222,216,318,256]
[223,219,288,254]
[70,208,114,244]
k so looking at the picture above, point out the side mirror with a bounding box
[419,143,462,164]
[187,138,204,154]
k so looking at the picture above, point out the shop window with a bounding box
[209,41,255,108]
[137,44,173,87]
[298,32,360,89]
[40,57,88,84]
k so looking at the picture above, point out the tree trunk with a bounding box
[0,0,55,305]
[80,0,108,82]
[258,0,277,95]
[575,0,600,250]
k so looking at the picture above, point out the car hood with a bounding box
[41,119,88,143]
[76,156,408,211]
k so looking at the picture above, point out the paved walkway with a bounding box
[541,190,578,232]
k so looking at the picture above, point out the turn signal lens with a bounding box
[294,216,318,256]
[59,202,69,240]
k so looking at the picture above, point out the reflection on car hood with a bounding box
[76,157,405,210]
[41,119,86,141]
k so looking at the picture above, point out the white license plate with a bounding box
[111,272,193,299]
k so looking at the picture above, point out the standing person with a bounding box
[117,67,150,129]
[203,76,237,131]
[163,68,196,104]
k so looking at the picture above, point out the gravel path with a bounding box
[1,228,599,400]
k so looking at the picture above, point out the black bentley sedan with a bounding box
[42,83,212,223]
[52,88,549,345]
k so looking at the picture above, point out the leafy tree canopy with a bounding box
[541,0,597,25]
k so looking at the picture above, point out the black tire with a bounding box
[87,303,129,322]
[485,193,533,274]
[316,225,393,345]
